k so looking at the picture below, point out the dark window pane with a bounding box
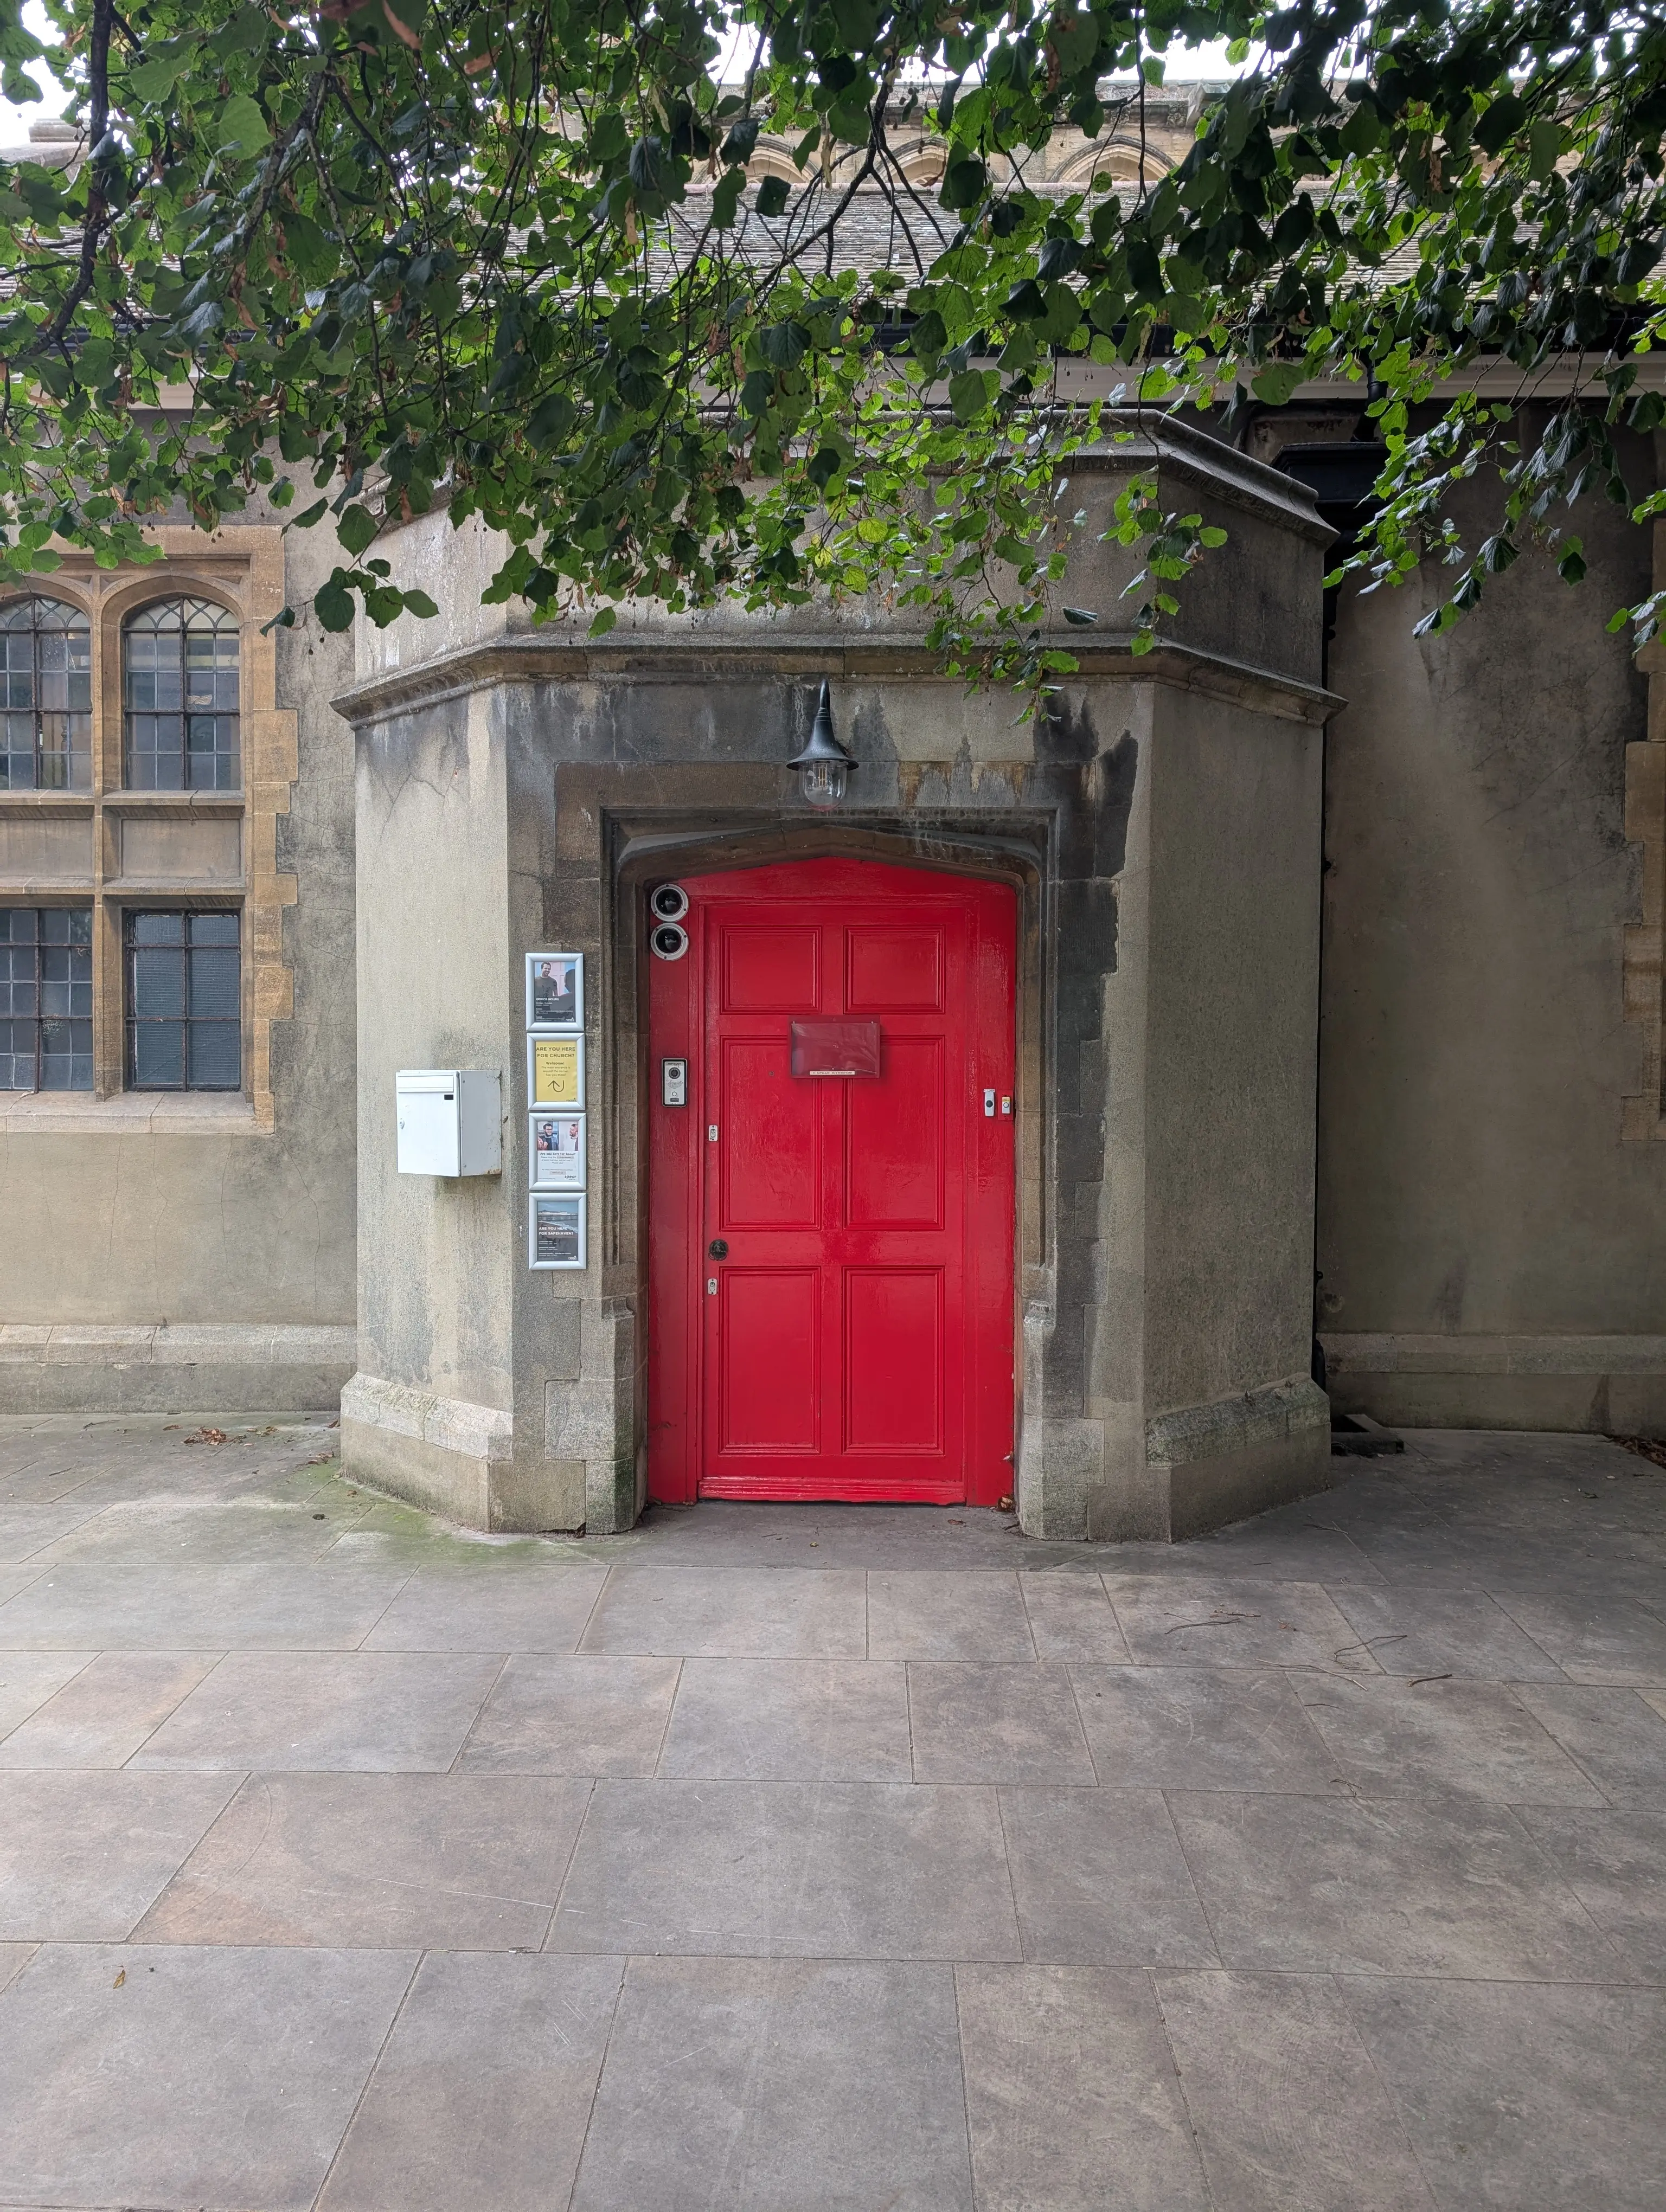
[125,908,240,1092]
[132,947,185,1017]
[187,1021,239,1089]
[0,906,92,1091]
[188,946,239,1018]
[132,911,184,946]
[133,1020,185,1088]
[125,599,239,791]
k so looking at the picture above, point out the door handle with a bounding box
[708,1239,729,1259]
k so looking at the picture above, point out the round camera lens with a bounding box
[650,883,689,922]
[651,923,689,960]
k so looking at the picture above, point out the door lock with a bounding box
[708,1238,729,1259]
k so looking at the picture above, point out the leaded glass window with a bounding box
[0,597,92,790]
[125,910,241,1090]
[123,597,241,790]
[0,909,93,1090]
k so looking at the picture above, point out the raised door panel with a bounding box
[722,925,819,1012]
[844,1268,943,1452]
[846,925,944,1012]
[720,1269,819,1451]
[845,1036,946,1230]
[719,1036,819,1227]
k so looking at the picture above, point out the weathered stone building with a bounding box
[2,103,1661,1539]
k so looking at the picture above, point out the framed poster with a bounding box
[530,1111,586,1190]
[526,951,583,1033]
[528,1033,584,1109]
[530,1190,586,1269]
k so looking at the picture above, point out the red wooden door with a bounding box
[647,858,1015,1506]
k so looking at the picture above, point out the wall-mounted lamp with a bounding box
[787,679,857,808]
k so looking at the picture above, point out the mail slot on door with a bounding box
[789,1018,882,1077]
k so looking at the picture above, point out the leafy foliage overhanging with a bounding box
[0,0,1663,694]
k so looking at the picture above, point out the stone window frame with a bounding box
[0,526,295,1126]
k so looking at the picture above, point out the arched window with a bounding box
[123,597,240,790]
[0,596,92,790]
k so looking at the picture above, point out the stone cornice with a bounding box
[334,630,1340,732]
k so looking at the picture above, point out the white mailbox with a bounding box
[396,1070,502,1177]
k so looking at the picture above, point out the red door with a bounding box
[647,858,1015,1506]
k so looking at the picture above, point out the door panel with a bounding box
[844,1269,943,1452]
[719,1270,820,1451]
[722,926,819,1011]
[847,925,944,1011]
[646,857,1015,1507]
[845,1037,945,1230]
[720,1036,819,1226]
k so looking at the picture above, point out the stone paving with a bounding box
[0,1417,1664,2210]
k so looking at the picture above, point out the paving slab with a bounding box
[580,1566,867,1656]
[455,1654,681,1776]
[133,1772,593,1950]
[1511,1803,1666,1980]
[1167,1790,1629,1979]
[1155,1970,1437,2211]
[1341,1976,1666,2210]
[0,1558,410,1649]
[361,1558,611,1651]
[1070,1664,1344,1793]
[1326,1582,1568,1682]
[0,1941,35,1995]
[957,1963,1210,2212]
[1288,1675,1606,1804]
[997,1786,1219,1966]
[0,1494,108,1563]
[129,1649,505,1770]
[0,1651,93,1739]
[656,1656,912,1780]
[319,1951,624,2212]
[572,1954,973,2212]
[550,1778,1021,1959]
[1018,1568,1132,1660]
[1103,1576,1380,1673]
[0,1651,219,1768]
[907,1661,1097,1784]
[1511,1684,1666,1804]
[1484,1588,1666,1686]
[0,1769,240,1940]
[867,1569,1035,1659]
[0,1941,414,2211]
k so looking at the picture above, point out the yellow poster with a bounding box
[530,1035,583,1108]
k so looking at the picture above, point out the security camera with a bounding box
[649,883,689,922]
[650,921,689,961]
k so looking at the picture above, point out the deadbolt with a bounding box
[708,1238,729,1259]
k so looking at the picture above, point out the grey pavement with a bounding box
[0,1416,1663,2208]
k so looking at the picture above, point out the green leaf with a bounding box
[1251,362,1308,406]
[315,574,355,632]
[402,589,438,619]
[127,54,188,103]
[711,168,745,230]
[216,94,270,156]
[588,606,617,637]
[947,369,991,423]
[755,176,790,218]
[1528,120,1562,181]
[1061,606,1098,626]
[761,321,809,370]
[337,504,380,556]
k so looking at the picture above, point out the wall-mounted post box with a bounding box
[396,1070,502,1176]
